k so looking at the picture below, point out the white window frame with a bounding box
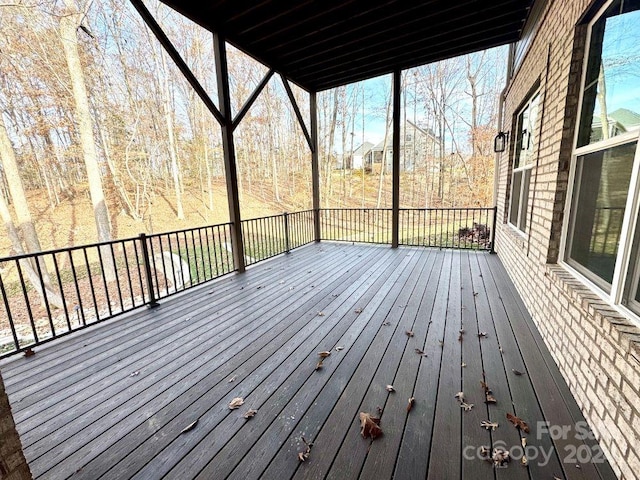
[559,0,640,327]
[509,92,540,234]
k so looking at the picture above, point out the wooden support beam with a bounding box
[392,69,401,248]
[232,69,275,131]
[214,32,246,272]
[130,0,224,126]
[280,73,314,152]
[310,92,321,241]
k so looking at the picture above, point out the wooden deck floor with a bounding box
[0,243,615,480]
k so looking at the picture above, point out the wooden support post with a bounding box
[214,33,246,272]
[310,92,321,242]
[392,69,401,248]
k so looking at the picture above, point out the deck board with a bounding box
[0,243,615,480]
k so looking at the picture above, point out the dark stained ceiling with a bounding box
[159,0,534,92]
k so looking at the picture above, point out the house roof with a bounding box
[610,108,640,130]
[159,0,535,92]
[354,141,375,156]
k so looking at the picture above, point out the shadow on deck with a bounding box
[0,243,616,480]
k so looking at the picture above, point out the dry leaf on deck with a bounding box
[130,371,140,377]
[521,455,528,466]
[521,437,527,448]
[480,420,499,431]
[506,412,530,433]
[386,385,395,393]
[460,402,474,411]
[359,412,383,439]
[478,332,488,338]
[315,360,324,371]
[243,409,258,419]
[406,330,414,337]
[354,308,363,314]
[485,394,497,404]
[480,446,490,458]
[382,321,391,326]
[228,375,237,383]
[454,391,465,403]
[228,397,244,409]
[297,436,313,462]
[407,396,415,413]
[318,351,331,358]
[317,311,325,316]
[512,369,524,376]
[458,333,463,342]
[335,346,344,351]
[180,419,199,433]
[461,362,467,368]
[415,348,427,356]
[480,380,492,393]
[492,448,510,466]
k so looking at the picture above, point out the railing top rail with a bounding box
[145,222,233,239]
[400,207,494,211]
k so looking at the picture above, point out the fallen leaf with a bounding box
[480,420,499,431]
[317,311,325,316]
[315,360,324,371]
[521,455,528,466]
[382,321,391,326]
[386,385,395,393]
[243,409,258,419]
[454,391,465,403]
[461,362,467,368]
[473,292,479,296]
[354,308,363,314]
[130,371,140,377]
[359,412,383,439]
[407,397,415,413]
[480,380,492,393]
[318,351,331,358]
[478,332,488,338]
[492,448,510,466]
[180,419,199,433]
[228,397,244,409]
[521,437,527,448]
[414,348,427,356]
[297,436,313,462]
[228,375,237,383]
[485,394,497,404]
[480,446,490,458]
[335,346,344,351]
[458,333,463,342]
[512,369,524,376]
[406,330,414,337]
[459,328,465,334]
[438,340,444,347]
[460,402,474,411]
[506,412,530,433]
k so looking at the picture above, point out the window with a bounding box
[509,92,540,232]
[564,0,640,313]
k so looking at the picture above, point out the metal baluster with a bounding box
[84,248,100,321]
[51,253,71,331]
[69,250,86,326]
[110,243,125,312]
[121,241,135,308]
[34,254,55,337]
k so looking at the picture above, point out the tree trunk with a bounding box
[59,0,115,281]
[160,50,185,220]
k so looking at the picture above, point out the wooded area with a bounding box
[0,0,506,260]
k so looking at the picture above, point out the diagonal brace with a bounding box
[232,69,275,131]
[279,73,314,152]
[129,0,224,126]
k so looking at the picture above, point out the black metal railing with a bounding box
[241,210,315,266]
[320,207,495,250]
[399,207,495,250]
[320,208,393,244]
[0,223,235,358]
[0,207,495,358]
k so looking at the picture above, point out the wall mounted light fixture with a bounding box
[494,131,508,153]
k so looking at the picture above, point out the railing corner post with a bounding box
[284,212,290,253]
[490,206,498,254]
[139,233,158,308]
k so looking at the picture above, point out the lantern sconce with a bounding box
[494,131,509,153]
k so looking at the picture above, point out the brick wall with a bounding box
[0,371,31,480]
[495,0,640,478]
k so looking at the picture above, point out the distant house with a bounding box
[589,108,640,143]
[359,120,442,172]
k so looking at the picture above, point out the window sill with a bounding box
[546,263,640,364]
